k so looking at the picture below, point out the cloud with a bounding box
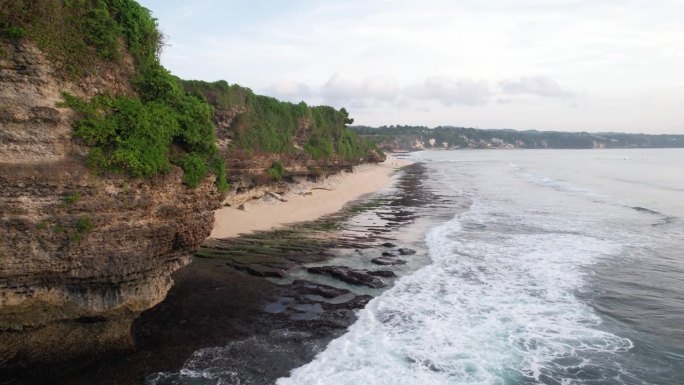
[266,81,313,102]
[363,77,400,101]
[500,76,575,98]
[320,74,400,107]
[268,74,493,109]
[320,74,358,104]
[411,76,491,106]
[143,0,684,133]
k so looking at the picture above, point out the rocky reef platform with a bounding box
[6,163,463,385]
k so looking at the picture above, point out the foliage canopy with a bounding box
[0,0,227,191]
[182,80,382,162]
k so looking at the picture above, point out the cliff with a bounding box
[0,0,221,372]
[182,80,385,199]
[0,0,381,373]
[0,31,220,373]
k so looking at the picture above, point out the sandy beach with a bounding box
[210,156,411,239]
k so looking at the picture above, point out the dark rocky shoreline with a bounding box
[5,163,460,385]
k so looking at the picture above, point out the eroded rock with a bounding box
[228,263,286,278]
[371,257,407,266]
[368,270,397,278]
[306,266,386,288]
[292,280,351,299]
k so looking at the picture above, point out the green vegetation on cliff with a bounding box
[1,0,228,192]
[182,80,382,163]
[59,80,226,190]
[0,0,160,76]
[1,0,381,191]
[266,160,285,181]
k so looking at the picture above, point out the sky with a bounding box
[137,0,684,134]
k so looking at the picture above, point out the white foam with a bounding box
[278,193,634,385]
[148,150,682,385]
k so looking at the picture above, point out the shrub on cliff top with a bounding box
[0,0,160,77]
[61,89,228,192]
[8,0,230,192]
[181,80,381,163]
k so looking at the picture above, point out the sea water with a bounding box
[277,149,684,385]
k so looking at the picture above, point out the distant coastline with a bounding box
[352,125,684,152]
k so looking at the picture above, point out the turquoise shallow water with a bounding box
[278,149,684,385]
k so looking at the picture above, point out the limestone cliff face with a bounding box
[0,40,220,369]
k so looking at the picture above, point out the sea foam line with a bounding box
[277,199,633,385]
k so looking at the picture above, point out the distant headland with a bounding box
[352,125,684,151]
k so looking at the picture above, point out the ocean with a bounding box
[277,149,684,385]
